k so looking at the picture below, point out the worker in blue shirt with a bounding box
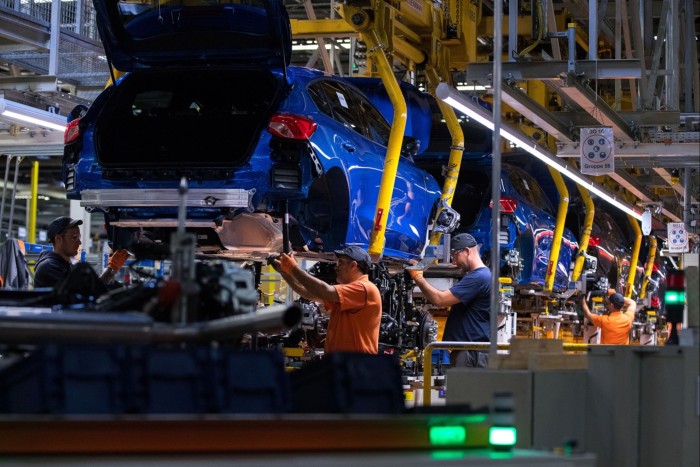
[409,233,492,367]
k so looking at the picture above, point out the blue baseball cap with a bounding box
[334,245,372,269]
[609,293,625,308]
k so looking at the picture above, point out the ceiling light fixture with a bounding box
[0,95,66,132]
[435,83,643,220]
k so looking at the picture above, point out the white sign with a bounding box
[641,210,652,235]
[667,222,689,253]
[580,127,615,175]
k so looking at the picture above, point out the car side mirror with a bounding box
[401,135,420,159]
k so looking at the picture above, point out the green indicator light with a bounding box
[430,426,466,446]
[489,426,517,446]
[665,291,685,305]
[431,450,466,460]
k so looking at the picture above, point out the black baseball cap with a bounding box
[609,293,625,308]
[451,233,478,250]
[47,216,83,241]
[334,245,372,269]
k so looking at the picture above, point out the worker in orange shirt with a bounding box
[269,246,381,354]
[581,289,637,344]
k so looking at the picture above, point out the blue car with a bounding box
[63,0,441,262]
[417,154,578,291]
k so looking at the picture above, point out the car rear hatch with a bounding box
[93,0,291,71]
[94,68,284,170]
[90,0,292,171]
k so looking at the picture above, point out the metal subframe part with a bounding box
[170,177,199,324]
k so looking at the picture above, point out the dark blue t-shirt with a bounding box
[444,266,492,342]
[34,250,71,288]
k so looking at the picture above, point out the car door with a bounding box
[306,79,437,258]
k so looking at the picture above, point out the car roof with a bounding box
[94,0,292,71]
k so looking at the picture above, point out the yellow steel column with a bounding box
[338,4,408,260]
[625,215,642,298]
[365,27,407,259]
[544,167,569,291]
[639,235,657,299]
[28,160,39,244]
[571,185,594,281]
[425,68,464,246]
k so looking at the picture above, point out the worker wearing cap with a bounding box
[409,233,492,368]
[581,289,637,344]
[34,216,129,289]
[270,246,381,354]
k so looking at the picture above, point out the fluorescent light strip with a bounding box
[0,96,66,132]
[455,84,490,91]
[435,83,643,221]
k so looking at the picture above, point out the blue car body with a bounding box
[63,0,441,262]
[417,155,578,291]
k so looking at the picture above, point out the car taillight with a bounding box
[268,114,317,140]
[588,235,601,247]
[489,197,517,214]
[64,118,81,144]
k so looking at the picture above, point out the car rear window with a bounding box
[308,79,391,147]
[508,166,554,215]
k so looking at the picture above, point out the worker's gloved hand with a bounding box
[407,268,423,281]
[278,253,298,275]
[108,249,129,271]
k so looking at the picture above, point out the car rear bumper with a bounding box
[80,188,253,209]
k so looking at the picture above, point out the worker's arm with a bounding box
[409,270,461,307]
[620,296,637,319]
[99,249,129,285]
[278,269,317,301]
[286,265,339,303]
[270,254,339,303]
[581,295,596,323]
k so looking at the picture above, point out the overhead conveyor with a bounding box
[290,0,697,261]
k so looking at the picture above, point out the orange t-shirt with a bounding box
[589,311,634,344]
[323,275,381,354]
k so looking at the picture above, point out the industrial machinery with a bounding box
[0,179,301,349]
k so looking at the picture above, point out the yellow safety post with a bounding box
[639,235,657,300]
[544,167,569,291]
[625,215,642,298]
[28,160,39,244]
[425,68,464,246]
[338,5,408,261]
[571,185,594,281]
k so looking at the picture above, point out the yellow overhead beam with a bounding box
[289,19,358,39]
